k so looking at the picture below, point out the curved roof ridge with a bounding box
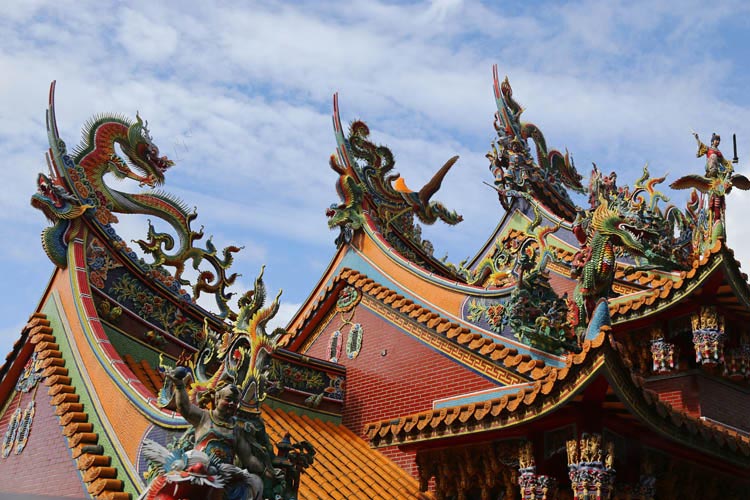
[282,267,568,385]
[363,326,608,446]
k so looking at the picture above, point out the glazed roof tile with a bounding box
[363,325,750,466]
[25,313,129,500]
[363,327,608,446]
[280,267,560,384]
[608,240,750,320]
[122,354,163,395]
[264,407,431,499]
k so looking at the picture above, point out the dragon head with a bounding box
[325,204,348,229]
[120,113,174,187]
[326,155,365,235]
[591,198,653,256]
[30,173,92,222]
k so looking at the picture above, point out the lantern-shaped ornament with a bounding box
[649,327,677,374]
[723,336,750,381]
[691,307,726,366]
[650,339,677,373]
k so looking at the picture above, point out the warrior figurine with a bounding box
[140,370,266,500]
[694,132,733,178]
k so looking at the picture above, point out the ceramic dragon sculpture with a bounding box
[489,66,585,221]
[158,267,282,411]
[31,82,240,316]
[460,189,561,287]
[326,94,462,253]
[569,167,688,331]
[569,197,650,330]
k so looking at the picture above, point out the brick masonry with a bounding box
[645,372,750,431]
[645,375,701,417]
[0,386,87,497]
[305,304,498,478]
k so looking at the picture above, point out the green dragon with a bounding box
[569,165,693,332]
[31,82,240,316]
[327,121,463,241]
[30,172,94,267]
[326,97,462,253]
[569,198,649,329]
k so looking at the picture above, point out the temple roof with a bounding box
[363,326,750,470]
[2,310,431,500]
[263,407,430,500]
[610,241,750,322]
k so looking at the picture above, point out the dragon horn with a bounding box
[418,155,459,206]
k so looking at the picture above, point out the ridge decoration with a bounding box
[488,67,585,221]
[326,94,462,271]
[460,189,562,287]
[670,131,750,252]
[150,267,314,500]
[466,190,578,354]
[569,165,690,332]
[31,81,242,317]
[475,75,738,345]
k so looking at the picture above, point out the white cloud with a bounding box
[117,8,179,62]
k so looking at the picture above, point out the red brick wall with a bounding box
[305,304,498,478]
[379,445,418,478]
[645,375,701,416]
[697,376,750,431]
[645,373,750,431]
[0,386,87,497]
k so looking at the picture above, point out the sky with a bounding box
[2,0,750,358]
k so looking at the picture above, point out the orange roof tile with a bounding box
[609,240,739,321]
[122,354,162,396]
[262,406,431,499]
[363,325,750,467]
[363,327,609,446]
[26,313,128,500]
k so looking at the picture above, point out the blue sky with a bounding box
[2,0,750,357]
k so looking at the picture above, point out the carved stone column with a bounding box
[566,433,616,500]
[691,307,725,366]
[518,441,558,500]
